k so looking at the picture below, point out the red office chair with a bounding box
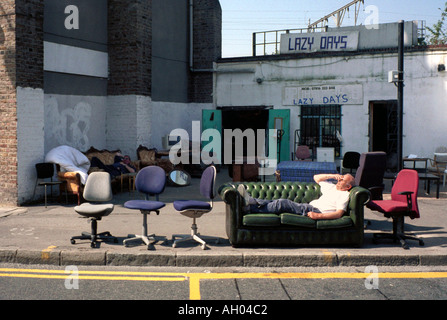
[367,169,424,249]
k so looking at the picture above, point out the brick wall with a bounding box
[0,0,44,205]
[0,2,17,204]
[190,0,222,103]
[108,0,152,96]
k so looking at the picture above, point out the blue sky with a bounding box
[220,0,446,57]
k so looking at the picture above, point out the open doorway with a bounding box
[369,100,398,170]
[221,107,270,162]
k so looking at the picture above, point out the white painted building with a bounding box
[213,22,447,169]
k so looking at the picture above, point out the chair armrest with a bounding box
[368,185,384,200]
[398,191,413,210]
[398,191,413,196]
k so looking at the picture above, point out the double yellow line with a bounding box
[2,268,447,300]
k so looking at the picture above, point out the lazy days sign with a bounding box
[280,31,359,54]
[283,84,363,106]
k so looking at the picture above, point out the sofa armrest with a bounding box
[57,171,82,193]
[347,186,371,227]
[219,183,245,232]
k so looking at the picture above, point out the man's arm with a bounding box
[307,209,344,220]
[313,173,342,184]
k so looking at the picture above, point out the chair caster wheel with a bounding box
[90,242,97,248]
[201,244,207,250]
[172,242,177,248]
[70,239,75,245]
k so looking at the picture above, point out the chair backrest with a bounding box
[354,151,387,200]
[342,151,360,170]
[434,153,447,168]
[355,152,387,187]
[391,169,419,219]
[295,145,311,160]
[200,166,216,200]
[83,172,113,202]
[36,163,55,179]
[135,166,166,195]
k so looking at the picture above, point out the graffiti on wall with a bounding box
[45,97,92,151]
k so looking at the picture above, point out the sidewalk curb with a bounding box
[2,248,447,267]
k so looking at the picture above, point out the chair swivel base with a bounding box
[71,231,118,248]
[373,215,424,249]
[373,232,424,250]
[70,218,118,248]
[172,223,219,250]
[123,233,166,250]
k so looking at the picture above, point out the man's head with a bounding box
[336,174,355,191]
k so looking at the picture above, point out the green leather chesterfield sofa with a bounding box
[218,181,370,248]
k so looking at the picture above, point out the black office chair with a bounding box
[70,172,117,248]
[33,162,67,207]
[341,151,360,174]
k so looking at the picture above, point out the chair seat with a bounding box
[75,203,114,218]
[173,200,211,211]
[367,200,408,214]
[124,200,165,211]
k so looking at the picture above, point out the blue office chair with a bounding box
[123,166,166,250]
[71,172,117,248]
[172,165,218,250]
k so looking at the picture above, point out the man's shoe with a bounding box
[237,185,250,207]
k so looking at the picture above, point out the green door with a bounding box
[202,110,222,164]
[268,109,290,163]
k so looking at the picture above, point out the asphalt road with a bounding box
[2,264,447,305]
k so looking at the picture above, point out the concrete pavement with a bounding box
[1,167,447,268]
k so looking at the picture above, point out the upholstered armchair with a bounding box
[136,145,175,174]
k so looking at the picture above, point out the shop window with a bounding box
[300,105,342,158]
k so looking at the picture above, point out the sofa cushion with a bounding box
[139,148,157,164]
[316,216,353,229]
[280,213,316,228]
[243,214,281,227]
[84,147,121,165]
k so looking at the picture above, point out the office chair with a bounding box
[70,172,117,248]
[367,169,424,249]
[355,152,387,200]
[33,162,67,207]
[123,166,166,250]
[172,165,218,250]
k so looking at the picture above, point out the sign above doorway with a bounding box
[283,84,363,106]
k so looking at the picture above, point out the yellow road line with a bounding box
[2,268,447,300]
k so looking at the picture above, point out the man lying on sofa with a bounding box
[238,173,355,221]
